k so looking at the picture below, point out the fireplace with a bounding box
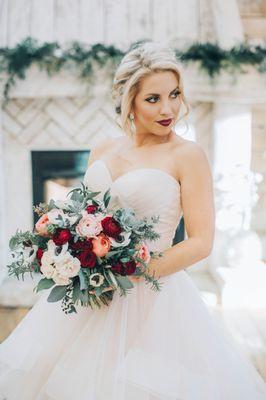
[31,150,89,225]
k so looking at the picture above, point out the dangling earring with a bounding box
[129,113,136,135]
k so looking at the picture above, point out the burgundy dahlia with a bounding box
[124,260,137,275]
[111,261,126,275]
[111,260,137,276]
[101,216,122,238]
[77,250,97,268]
[52,228,72,246]
[69,238,93,251]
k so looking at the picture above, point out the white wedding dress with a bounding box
[0,159,266,399]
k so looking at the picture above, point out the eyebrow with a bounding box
[144,86,180,96]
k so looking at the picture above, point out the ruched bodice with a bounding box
[83,159,183,252]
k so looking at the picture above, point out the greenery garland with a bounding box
[0,37,265,102]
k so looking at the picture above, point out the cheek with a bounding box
[175,98,182,111]
[137,103,158,122]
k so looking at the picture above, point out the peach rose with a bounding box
[135,242,151,267]
[92,233,111,257]
[35,214,50,236]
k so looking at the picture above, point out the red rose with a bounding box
[77,250,97,268]
[86,204,98,214]
[52,229,72,246]
[124,260,137,275]
[36,248,44,266]
[101,216,122,238]
[69,238,93,251]
[111,261,126,275]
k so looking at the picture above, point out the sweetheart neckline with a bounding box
[91,159,181,188]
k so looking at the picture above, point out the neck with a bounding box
[129,130,175,148]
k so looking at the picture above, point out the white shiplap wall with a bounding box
[0,0,208,48]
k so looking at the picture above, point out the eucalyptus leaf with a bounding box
[35,278,55,292]
[72,279,80,303]
[47,285,68,302]
[115,275,134,290]
[79,289,89,303]
[103,188,111,208]
[78,269,88,290]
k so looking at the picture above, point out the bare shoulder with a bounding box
[87,136,118,166]
[173,139,212,181]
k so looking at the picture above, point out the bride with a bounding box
[0,42,266,399]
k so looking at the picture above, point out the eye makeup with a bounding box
[145,87,181,103]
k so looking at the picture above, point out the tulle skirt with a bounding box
[0,270,266,400]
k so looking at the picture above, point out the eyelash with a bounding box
[145,90,181,103]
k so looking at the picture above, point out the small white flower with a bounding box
[109,231,131,248]
[89,273,105,287]
[47,240,69,262]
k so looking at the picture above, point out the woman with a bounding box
[0,42,265,399]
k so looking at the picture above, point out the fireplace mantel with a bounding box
[0,64,265,104]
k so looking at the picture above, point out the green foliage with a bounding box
[0,37,265,101]
[142,270,164,292]
[178,41,266,78]
[115,275,134,296]
[7,260,34,280]
[47,285,68,302]
[9,230,35,250]
[78,268,88,290]
[103,188,111,208]
[34,278,55,292]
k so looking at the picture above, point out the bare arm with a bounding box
[147,142,215,279]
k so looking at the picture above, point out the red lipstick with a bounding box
[156,118,173,126]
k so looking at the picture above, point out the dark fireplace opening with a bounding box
[31,150,90,225]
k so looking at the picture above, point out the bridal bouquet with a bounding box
[7,184,163,314]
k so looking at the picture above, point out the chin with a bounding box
[154,126,172,135]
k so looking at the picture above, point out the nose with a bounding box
[159,100,173,117]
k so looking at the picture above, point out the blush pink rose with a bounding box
[76,211,102,239]
[135,242,151,267]
[92,233,111,257]
[35,214,50,236]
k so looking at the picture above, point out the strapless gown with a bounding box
[0,159,266,399]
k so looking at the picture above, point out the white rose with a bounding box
[55,253,81,278]
[40,251,56,279]
[109,231,131,248]
[52,271,71,286]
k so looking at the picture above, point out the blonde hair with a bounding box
[111,41,190,136]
